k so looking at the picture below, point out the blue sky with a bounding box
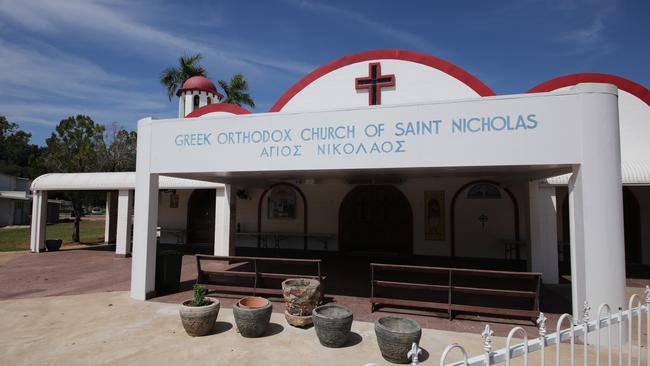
[0,0,648,145]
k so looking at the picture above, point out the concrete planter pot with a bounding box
[45,239,62,252]
[312,304,353,348]
[375,316,422,364]
[233,297,272,338]
[179,297,220,337]
[281,278,321,327]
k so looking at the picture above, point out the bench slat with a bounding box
[373,280,449,292]
[371,297,450,310]
[450,304,539,318]
[451,286,537,298]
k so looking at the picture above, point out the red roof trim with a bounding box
[527,73,650,107]
[269,49,495,112]
[186,103,252,118]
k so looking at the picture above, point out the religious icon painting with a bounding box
[169,193,179,208]
[424,191,445,240]
[268,186,297,219]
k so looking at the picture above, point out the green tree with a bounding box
[0,116,42,178]
[102,122,137,172]
[43,115,106,242]
[218,73,255,108]
[159,53,206,101]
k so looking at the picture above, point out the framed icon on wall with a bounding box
[424,191,445,240]
[268,186,297,219]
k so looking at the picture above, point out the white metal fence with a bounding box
[439,286,650,366]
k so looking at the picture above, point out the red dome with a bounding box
[176,76,223,99]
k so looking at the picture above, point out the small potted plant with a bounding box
[179,284,220,336]
[233,296,273,337]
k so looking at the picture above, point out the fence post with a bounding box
[645,286,650,366]
[537,312,547,365]
[482,324,494,365]
[583,301,591,366]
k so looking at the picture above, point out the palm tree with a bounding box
[160,54,207,101]
[218,73,255,108]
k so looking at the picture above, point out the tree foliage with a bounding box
[218,73,255,108]
[0,116,42,178]
[160,54,206,101]
[43,115,106,242]
[102,122,137,172]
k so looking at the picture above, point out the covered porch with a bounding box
[131,83,628,322]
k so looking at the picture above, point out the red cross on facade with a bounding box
[355,62,396,106]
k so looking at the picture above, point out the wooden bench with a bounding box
[196,255,325,300]
[370,263,541,322]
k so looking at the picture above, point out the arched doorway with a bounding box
[187,189,215,245]
[450,181,519,258]
[623,187,642,262]
[561,187,642,263]
[339,185,412,254]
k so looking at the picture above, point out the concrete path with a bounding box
[0,291,491,365]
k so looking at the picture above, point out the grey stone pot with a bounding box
[233,297,272,338]
[282,278,321,327]
[45,239,62,251]
[312,304,353,348]
[179,297,220,337]
[374,316,422,364]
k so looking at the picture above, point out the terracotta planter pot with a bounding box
[233,296,272,338]
[45,239,62,252]
[375,316,421,364]
[281,278,321,327]
[312,304,353,348]
[179,297,220,337]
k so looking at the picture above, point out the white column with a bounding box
[568,84,626,320]
[214,185,235,256]
[30,190,47,253]
[529,181,559,284]
[104,191,118,243]
[130,118,159,300]
[115,189,134,257]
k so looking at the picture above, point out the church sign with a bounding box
[148,89,584,175]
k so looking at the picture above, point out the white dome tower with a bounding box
[177,76,223,117]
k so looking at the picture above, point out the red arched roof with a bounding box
[186,103,252,118]
[269,49,495,112]
[528,73,650,107]
[176,76,224,99]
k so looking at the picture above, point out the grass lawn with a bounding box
[0,219,106,252]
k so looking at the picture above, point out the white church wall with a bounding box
[280,59,482,113]
[157,189,193,243]
[551,88,650,164]
[234,177,527,259]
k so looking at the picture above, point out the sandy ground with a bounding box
[1,291,647,366]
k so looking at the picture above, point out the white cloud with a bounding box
[0,0,314,75]
[283,0,447,55]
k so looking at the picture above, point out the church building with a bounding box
[30,50,650,320]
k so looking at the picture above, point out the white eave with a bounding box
[30,172,224,191]
[546,161,650,186]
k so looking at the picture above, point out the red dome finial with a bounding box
[176,76,223,99]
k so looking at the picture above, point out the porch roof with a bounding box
[30,172,224,191]
[545,161,650,186]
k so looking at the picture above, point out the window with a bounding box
[467,183,501,199]
[193,95,200,110]
[207,97,212,105]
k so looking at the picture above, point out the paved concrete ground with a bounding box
[1,291,647,366]
[0,249,648,365]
